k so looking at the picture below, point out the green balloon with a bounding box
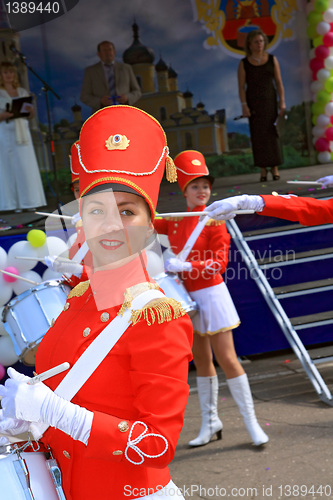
[307,11,323,26]
[306,24,318,39]
[324,77,333,93]
[312,101,325,115]
[314,0,329,12]
[317,90,332,104]
[313,35,324,48]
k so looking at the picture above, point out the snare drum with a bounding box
[0,446,66,500]
[153,272,197,317]
[2,280,70,366]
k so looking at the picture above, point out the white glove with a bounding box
[0,368,93,445]
[316,175,333,188]
[44,255,83,277]
[71,212,81,225]
[165,258,192,273]
[205,195,265,220]
[0,410,30,437]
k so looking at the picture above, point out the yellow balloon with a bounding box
[27,229,47,248]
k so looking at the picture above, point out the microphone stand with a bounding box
[11,45,62,207]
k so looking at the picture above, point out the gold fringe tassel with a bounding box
[130,297,186,326]
[67,280,90,299]
[166,156,177,183]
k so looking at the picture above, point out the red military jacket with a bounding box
[35,257,193,500]
[154,204,231,292]
[260,194,333,226]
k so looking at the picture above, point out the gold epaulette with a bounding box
[205,219,226,226]
[164,216,183,221]
[130,297,186,326]
[67,280,90,299]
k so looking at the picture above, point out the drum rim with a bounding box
[4,279,67,309]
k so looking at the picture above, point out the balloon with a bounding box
[324,76,333,92]
[27,229,47,248]
[39,236,69,259]
[0,336,19,366]
[312,101,325,116]
[307,10,324,25]
[324,55,333,70]
[317,150,332,162]
[313,35,324,48]
[42,267,63,281]
[66,232,78,248]
[312,124,327,137]
[316,90,331,104]
[145,250,165,277]
[316,21,330,35]
[0,276,13,307]
[316,113,330,126]
[12,270,42,296]
[323,32,333,46]
[0,363,5,381]
[310,80,323,93]
[314,0,329,12]
[317,68,331,81]
[315,45,330,59]
[315,137,330,151]
[309,57,324,73]
[0,246,7,270]
[2,266,19,283]
[7,240,39,272]
[324,8,333,22]
[325,126,333,140]
[325,101,333,115]
[0,320,9,336]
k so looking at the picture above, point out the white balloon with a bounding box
[0,276,13,307]
[67,232,78,248]
[310,80,323,94]
[7,241,39,272]
[42,267,63,281]
[0,320,9,336]
[324,56,333,70]
[12,270,42,296]
[316,21,330,36]
[44,236,69,259]
[317,151,332,163]
[163,248,177,262]
[324,8,333,23]
[0,336,19,366]
[146,250,165,277]
[0,246,8,270]
[325,101,333,116]
[316,114,330,127]
[312,125,327,137]
[317,68,331,82]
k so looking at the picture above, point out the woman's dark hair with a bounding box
[245,29,268,57]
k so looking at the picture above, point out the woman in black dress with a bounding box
[238,29,286,182]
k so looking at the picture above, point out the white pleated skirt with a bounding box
[143,480,185,499]
[189,282,240,336]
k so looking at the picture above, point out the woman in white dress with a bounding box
[0,61,46,212]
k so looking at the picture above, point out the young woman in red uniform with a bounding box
[0,106,193,500]
[154,150,269,447]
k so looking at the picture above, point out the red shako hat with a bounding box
[77,105,176,218]
[174,150,214,193]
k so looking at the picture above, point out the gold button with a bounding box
[118,421,129,433]
[51,318,55,327]
[64,303,69,311]
[63,450,71,459]
[112,450,123,456]
[174,223,178,227]
[100,312,109,322]
[83,327,91,337]
[173,230,177,234]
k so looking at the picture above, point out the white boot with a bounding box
[227,373,269,446]
[188,376,223,447]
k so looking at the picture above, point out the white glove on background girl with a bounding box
[165,258,192,273]
[205,195,265,220]
[0,367,93,445]
[316,175,333,188]
[44,255,83,277]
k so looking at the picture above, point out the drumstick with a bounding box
[35,211,73,221]
[286,180,322,185]
[27,362,71,385]
[0,269,40,285]
[15,255,46,263]
[156,210,255,217]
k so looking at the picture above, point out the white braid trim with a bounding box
[204,259,222,275]
[70,143,80,175]
[77,144,168,177]
[176,166,208,176]
[124,421,169,465]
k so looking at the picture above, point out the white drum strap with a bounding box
[54,289,165,402]
[71,240,89,263]
[177,215,210,262]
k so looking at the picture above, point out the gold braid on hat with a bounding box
[166,154,177,183]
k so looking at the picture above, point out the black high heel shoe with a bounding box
[260,176,267,182]
[273,174,280,181]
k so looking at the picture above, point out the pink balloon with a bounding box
[323,32,333,47]
[325,127,333,140]
[315,45,330,59]
[3,266,19,283]
[310,57,325,73]
[315,137,330,152]
[0,363,5,381]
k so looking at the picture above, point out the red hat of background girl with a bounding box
[174,150,214,193]
[70,141,80,185]
[78,105,177,218]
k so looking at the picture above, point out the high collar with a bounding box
[186,204,207,213]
